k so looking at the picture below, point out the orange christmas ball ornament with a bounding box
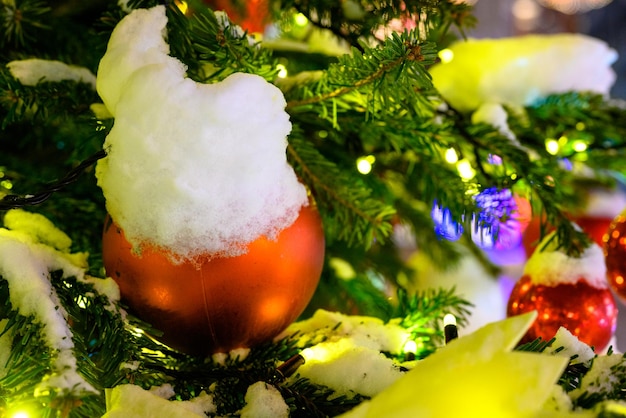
[102,204,325,356]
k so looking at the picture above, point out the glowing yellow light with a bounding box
[294,13,309,26]
[444,313,457,327]
[510,173,518,180]
[576,122,586,131]
[329,257,356,280]
[604,401,626,414]
[444,148,458,164]
[357,155,375,175]
[438,48,454,63]
[301,342,344,363]
[130,327,145,337]
[572,140,587,152]
[545,139,559,155]
[456,159,475,180]
[11,411,31,418]
[75,295,88,309]
[1,179,13,190]
[403,340,417,354]
[276,64,288,78]
[174,0,188,14]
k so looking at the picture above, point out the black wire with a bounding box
[0,150,107,211]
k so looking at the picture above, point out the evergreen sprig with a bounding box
[0,69,99,129]
[0,265,453,417]
[393,287,473,357]
[3,1,626,416]
[285,31,437,120]
[288,131,396,248]
[277,0,475,49]
[0,0,51,49]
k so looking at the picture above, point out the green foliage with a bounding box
[0,265,453,417]
[1,0,626,416]
[393,287,473,356]
[276,0,476,49]
[0,0,51,49]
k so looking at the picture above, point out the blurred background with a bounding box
[465,0,626,349]
[468,0,626,98]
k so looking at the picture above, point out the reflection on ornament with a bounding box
[471,189,530,251]
[102,205,325,355]
[433,190,531,250]
[507,275,617,352]
[431,202,463,241]
[605,211,626,301]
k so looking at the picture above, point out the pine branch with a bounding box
[307,262,400,320]
[506,93,626,255]
[286,39,428,109]
[278,0,475,49]
[288,131,395,248]
[0,0,51,49]
[281,377,367,418]
[285,31,437,122]
[393,287,473,357]
[164,0,280,82]
[0,69,99,129]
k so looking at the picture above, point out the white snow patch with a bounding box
[7,58,96,87]
[240,382,289,418]
[524,232,608,288]
[430,34,617,112]
[95,6,307,262]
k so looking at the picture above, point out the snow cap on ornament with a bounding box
[95,6,308,262]
[523,232,608,289]
[430,34,617,112]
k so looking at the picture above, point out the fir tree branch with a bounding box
[285,32,437,119]
[167,0,279,82]
[0,69,99,129]
[278,0,475,49]
[0,0,51,48]
[288,131,395,248]
[287,38,427,109]
[393,287,473,356]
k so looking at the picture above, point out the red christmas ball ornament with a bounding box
[523,188,626,257]
[507,235,617,352]
[605,210,626,301]
[573,216,612,247]
[102,204,325,356]
[523,216,613,257]
[578,186,626,247]
[205,0,270,33]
